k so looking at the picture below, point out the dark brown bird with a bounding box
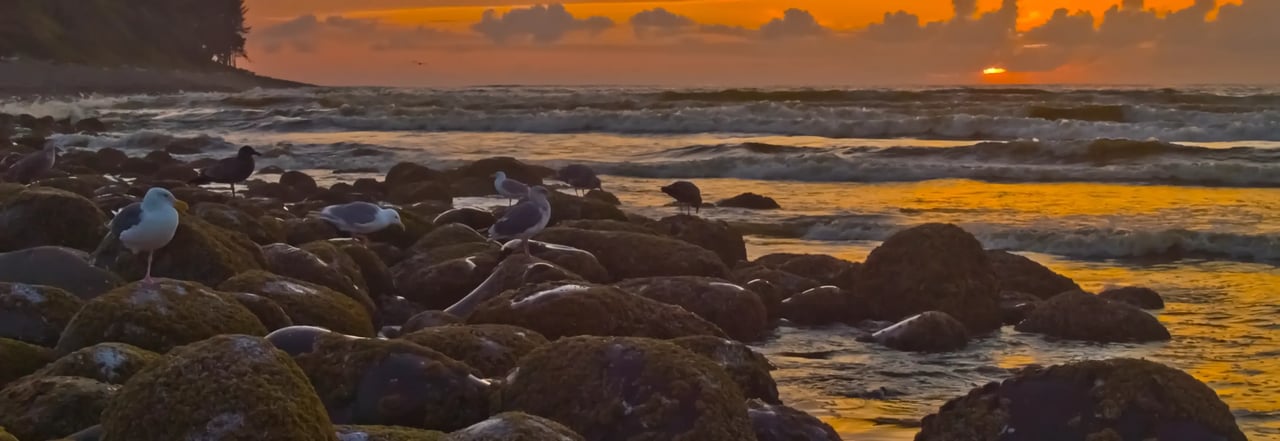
[661,180,702,215]
[557,164,602,196]
[3,144,57,185]
[189,146,261,196]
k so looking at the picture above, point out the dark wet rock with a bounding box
[34,175,114,199]
[615,277,768,341]
[0,187,106,252]
[748,400,840,441]
[556,219,661,235]
[264,241,375,316]
[469,282,726,340]
[716,193,781,210]
[754,253,860,290]
[916,358,1247,441]
[226,291,295,331]
[432,208,496,231]
[1015,290,1170,343]
[258,165,286,175]
[389,181,452,205]
[118,156,161,175]
[671,335,779,404]
[352,178,386,196]
[337,241,397,299]
[863,311,970,352]
[401,311,463,334]
[500,336,755,441]
[584,189,620,206]
[0,337,56,388]
[376,295,427,329]
[280,170,319,196]
[57,424,102,441]
[167,186,231,206]
[155,164,200,182]
[398,324,549,377]
[336,425,446,441]
[102,335,338,441]
[386,162,443,188]
[367,209,435,249]
[534,227,727,281]
[0,247,122,300]
[998,291,1042,325]
[986,250,1081,300]
[369,242,408,267]
[444,412,584,441]
[92,148,128,173]
[448,157,547,187]
[744,279,787,320]
[652,215,747,266]
[779,285,868,326]
[1098,286,1165,309]
[296,334,490,431]
[515,241,610,283]
[32,342,161,385]
[855,223,1002,333]
[193,202,286,245]
[545,191,628,225]
[0,376,117,441]
[0,283,84,347]
[411,223,486,253]
[98,215,266,287]
[220,270,376,337]
[56,279,268,354]
[285,216,341,245]
[730,264,823,297]
[265,325,334,357]
[393,253,499,310]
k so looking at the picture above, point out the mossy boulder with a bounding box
[295,334,490,431]
[1014,291,1170,343]
[285,217,340,245]
[194,202,286,245]
[747,400,840,441]
[779,286,868,326]
[1098,286,1165,309]
[338,241,398,299]
[219,271,375,337]
[398,324,549,377]
[56,279,268,354]
[0,337,56,388]
[0,282,85,347]
[368,209,435,249]
[854,223,1002,333]
[411,223,488,253]
[0,187,106,252]
[335,425,446,441]
[729,264,822,297]
[432,208,496,231]
[521,241,610,283]
[0,376,117,440]
[534,228,728,281]
[394,253,499,310]
[100,215,266,286]
[376,295,429,330]
[469,282,727,340]
[916,358,1247,441]
[499,336,756,441]
[653,215,747,266]
[444,412,585,441]
[33,175,112,199]
[226,291,295,331]
[102,335,339,441]
[753,253,860,290]
[32,342,160,385]
[262,243,375,317]
[401,311,464,334]
[986,250,1081,299]
[863,311,969,353]
[671,336,779,404]
[0,246,123,300]
[615,277,768,341]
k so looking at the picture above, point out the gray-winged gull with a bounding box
[4,144,57,184]
[493,171,529,206]
[315,201,404,243]
[556,164,601,196]
[91,187,187,284]
[189,146,261,197]
[489,186,552,254]
[661,180,702,215]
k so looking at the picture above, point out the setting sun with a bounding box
[983,67,1008,75]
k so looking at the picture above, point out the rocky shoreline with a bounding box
[0,60,309,97]
[0,114,1250,440]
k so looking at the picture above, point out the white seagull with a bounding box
[91,187,187,284]
[493,171,530,206]
[489,186,552,254]
[315,202,404,243]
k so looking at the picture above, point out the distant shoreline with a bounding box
[0,59,312,97]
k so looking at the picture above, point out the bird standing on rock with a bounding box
[314,201,404,243]
[91,187,187,285]
[189,146,261,197]
[557,164,601,196]
[662,181,702,215]
[490,186,552,255]
[3,144,57,184]
[493,171,530,206]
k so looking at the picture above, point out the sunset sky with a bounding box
[240,0,1277,86]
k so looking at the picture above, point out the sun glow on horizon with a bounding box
[982,67,1008,75]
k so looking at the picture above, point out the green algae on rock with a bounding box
[335,425,447,441]
[219,270,375,337]
[443,412,585,441]
[262,242,375,317]
[500,336,757,441]
[398,324,549,377]
[0,337,56,388]
[56,279,268,354]
[0,376,117,440]
[614,277,769,342]
[102,335,339,441]
[0,186,106,252]
[0,282,85,347]
[226,291,295,331]
[916,358,1247,441]
[99,214,265,286]
[294,334,491,431]
[670,335,780,404]
[194,202,287,245]
[468,282,727,340]
[534,227,728,281]
[337,240,398,299]
[31,342,161,385]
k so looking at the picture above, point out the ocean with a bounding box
[8,85,1280,440]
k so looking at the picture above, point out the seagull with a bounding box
[91,187,187,285]
[189,146,261,197]
[489,186,552,255]
[493,171,530,206]
[661,180,702,215]
[557,164,601,196]
[314,201,404,243]
[3,144,57,184]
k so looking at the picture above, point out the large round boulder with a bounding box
[335,425,446,441]
[0,282,84,347]
[0,246,123,299]
[56,279,268,353]
[226,291,295,331]
[262,242,375,316]
[444,412,584,441]
[653,215,747,266]
[545,191,628,225]
[101,335,339,441]
[730,264,822,297]
[916,358,1247,441]
[100,215,266,287]
[0,376,117,440]
[294,334,491,431]
[397,324,549,377]
[219,271,375,337]
[747,400,841,441]
[534,228,728,281]
[468,282,727,340]
[0,187,106,252]
[614,277,768,341]
[1098,286,1165,309]
[986,250,1081,299]
[863,311,969,352]
[522,241,610,283]
[854,223,1002,333]
[716,193,781,210]
[671,335,779,404]
[32,342,161,384]
[411,223,487,253]
[338,241,397,299]
[499,336,756,441]
[0,337,55,388]
[753,253,860,290]
[194,202,286,245]
[779,285,868,326]
[395,252,499,310]
[1014,290,1170,343]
